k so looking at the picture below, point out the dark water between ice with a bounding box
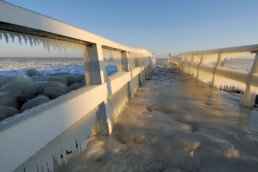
[55,67,258,172]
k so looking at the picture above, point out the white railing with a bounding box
[168,44,258,107]
[0,1,155,172]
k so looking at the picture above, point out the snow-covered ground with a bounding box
[0,57,118,76]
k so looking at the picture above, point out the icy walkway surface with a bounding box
[55,67,258,172]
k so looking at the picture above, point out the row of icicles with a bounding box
[0,30,86,53]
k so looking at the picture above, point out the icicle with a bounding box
[9,32,15,42]
[0,31,76,50]
[32,158,38,172]
[28,35,34,46]
[32,36,37,46]
[50,39,56,50]
[34,36,39,45]
[72,42,76,52]
[37,37,42,45]
[63,152,68,164]
[57,40,62,52]
[61,42,66,52]
[55,140,62,165]
[77,139,82,154]
[41,155,48,172]
[3,32,9,43]
[41,37,47,50]
[53,39,58,50]
[22,34,28,44]
[46,40,51,52]
[49,39,54,50]
[17,34,22,45]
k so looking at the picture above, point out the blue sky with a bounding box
[1,0,258,58]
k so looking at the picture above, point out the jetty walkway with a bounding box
[55,66,258,172]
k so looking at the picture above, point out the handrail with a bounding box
[168,44,258,107]
[178,44,258,56]
[0,1,155,172]
[0,1,152,56]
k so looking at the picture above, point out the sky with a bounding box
[1,0,258,58]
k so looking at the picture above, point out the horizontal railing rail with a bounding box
[0,1,152,56]
[179,44,258,55]
[0,1,155,172]
[168,44,258,107]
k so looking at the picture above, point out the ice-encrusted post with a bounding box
[182,54,188,72]
[211,52,222,87]
[83,49,92,85]
[151,52,156,69]
[191,54,194,63]
[85,43,110,135]
[196,54,203,80]
[240,52,258,107]
[188,54,194,73]
[122,51,133,98]
[136,54,143,85]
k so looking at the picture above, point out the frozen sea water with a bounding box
[55,67,258,172]
[0,57,117,76]
[208,58,254,72]
[223,58,254,72]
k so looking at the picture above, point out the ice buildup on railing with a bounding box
[171,50,258,107]
[0,30,86,53]
[14,109,97,172]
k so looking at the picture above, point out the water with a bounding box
[0,57,118,76]
[55,67,258,172]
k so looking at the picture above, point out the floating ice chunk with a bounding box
[21,95,50,112]
[43,87,67,99]
[0,89,21,107]
[69,82,84,91]
[26,68,42,77]
[0,105,19,120]
[0,75,37,98]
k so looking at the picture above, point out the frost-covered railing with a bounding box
[0,1,155,172]
[168,44,258,107]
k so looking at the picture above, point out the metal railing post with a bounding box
[122,51,133,98]
[211,52,222,87]
[240,52,258,107]
[137,54,144,85]
[196,54,203,80]
[188,54,194,73]
[86,43,110,135]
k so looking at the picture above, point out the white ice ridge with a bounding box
[0,30,86,53]
[14,109,97,172]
